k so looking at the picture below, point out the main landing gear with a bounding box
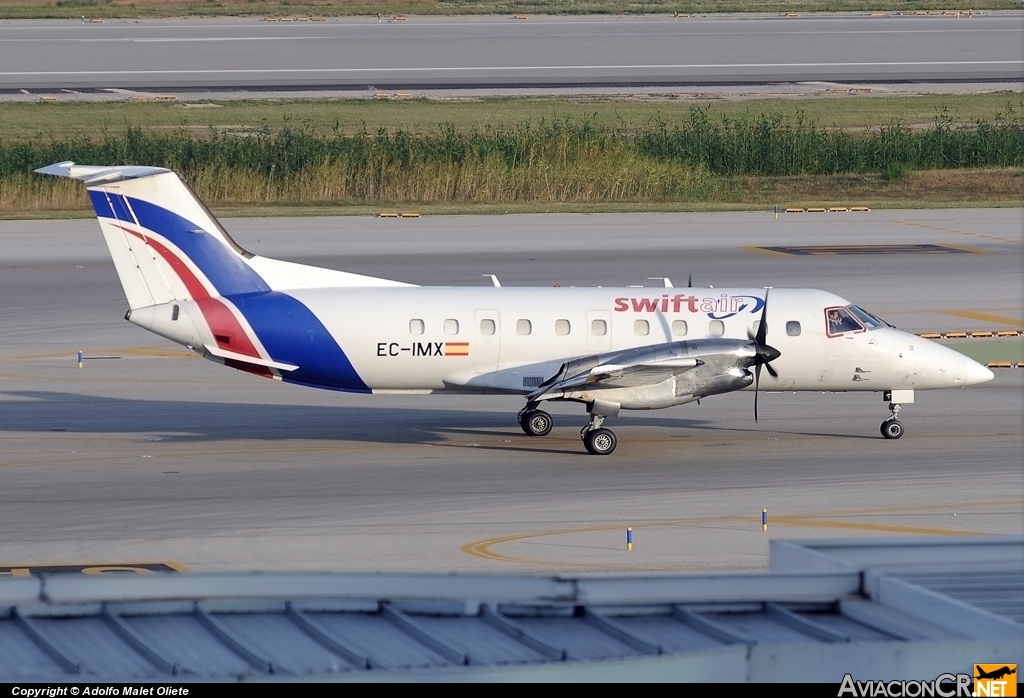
[517,401,619,455]
[581,413,617,456]
[518,406,553,437]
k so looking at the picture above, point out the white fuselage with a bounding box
[143,284,986,397]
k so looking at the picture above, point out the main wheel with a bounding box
[881,419,905,440]
[520,410,553,437]
[583,428,617,455]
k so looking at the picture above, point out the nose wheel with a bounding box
[881,419,904,439]
[880,401,905,440]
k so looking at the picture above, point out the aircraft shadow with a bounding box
[0,390,720,446]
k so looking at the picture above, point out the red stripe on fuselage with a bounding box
[116,224,262,360]
[196,297,262,359]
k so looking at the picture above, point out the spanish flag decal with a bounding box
[445,342,469,356]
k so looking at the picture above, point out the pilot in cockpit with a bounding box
[827,307,863,336]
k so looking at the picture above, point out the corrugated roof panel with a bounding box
[896,570,1024,623]
[306,611,450,670]
[613,614,724,653]
[509,616,636,660]
[32,617,158,677]
[121,614,254,676]
[413,615,547,666]
[0,618,68,678]
[796,611,897,642]
[212,612,355,675]
[947,590,1024,622]
[701,611,821,644]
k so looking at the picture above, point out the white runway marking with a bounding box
[3,61,1021,77]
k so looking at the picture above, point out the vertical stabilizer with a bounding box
[36,162,411,305]
[36,162,270,309]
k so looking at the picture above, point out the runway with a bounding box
[0,209,1021,574]
[1,14,1022,94]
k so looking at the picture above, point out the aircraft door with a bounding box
[586,310,612,353]
[474,309,500,373]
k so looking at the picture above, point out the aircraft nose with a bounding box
[963,357,995,386]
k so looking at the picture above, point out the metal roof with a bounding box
[1,537,1021,681]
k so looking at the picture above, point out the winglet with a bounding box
[35,161,171,185]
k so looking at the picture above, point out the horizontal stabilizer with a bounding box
[35,162,170,185]
[203,345,298,372]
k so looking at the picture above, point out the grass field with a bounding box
[2,93,1021,216]
[0,0,1016,20]
[4,92,1022,142]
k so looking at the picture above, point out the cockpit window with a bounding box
[846,305,887,330]
[825,306,865,336]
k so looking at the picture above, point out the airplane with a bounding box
[976,666,1017,681]
[36,161,995,455]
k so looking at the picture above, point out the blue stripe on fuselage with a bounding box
[88,190,269,296]
[227,291,370,393]
[88,191,366,392]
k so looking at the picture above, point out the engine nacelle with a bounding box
[550,338,759,409]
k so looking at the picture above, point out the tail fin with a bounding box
[36,162,410,310]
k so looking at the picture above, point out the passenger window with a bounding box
[786,321,801,337]
[555,319,571,336]
[825,307,864,337]
[409,319,424,335]
[672,320,688,337]
[444,319,459,335]
[480,319,495,336]
[634,319,650,336]
[591,319,607,336]
[709,320,725,337]
[517,319,532,336]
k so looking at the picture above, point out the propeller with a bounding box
[749,288,781,422]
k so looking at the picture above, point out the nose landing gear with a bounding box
[880,390,913,440]
[881,407,905,440]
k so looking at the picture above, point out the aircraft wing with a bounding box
[567,357,702,389]
[529,342,705,398]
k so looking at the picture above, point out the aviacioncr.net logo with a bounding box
[838,673,973,698]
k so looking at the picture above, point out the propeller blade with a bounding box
[754,361,762,422]
[753,288,771,423]
[765,362,778,379]
[756,289,769,346]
